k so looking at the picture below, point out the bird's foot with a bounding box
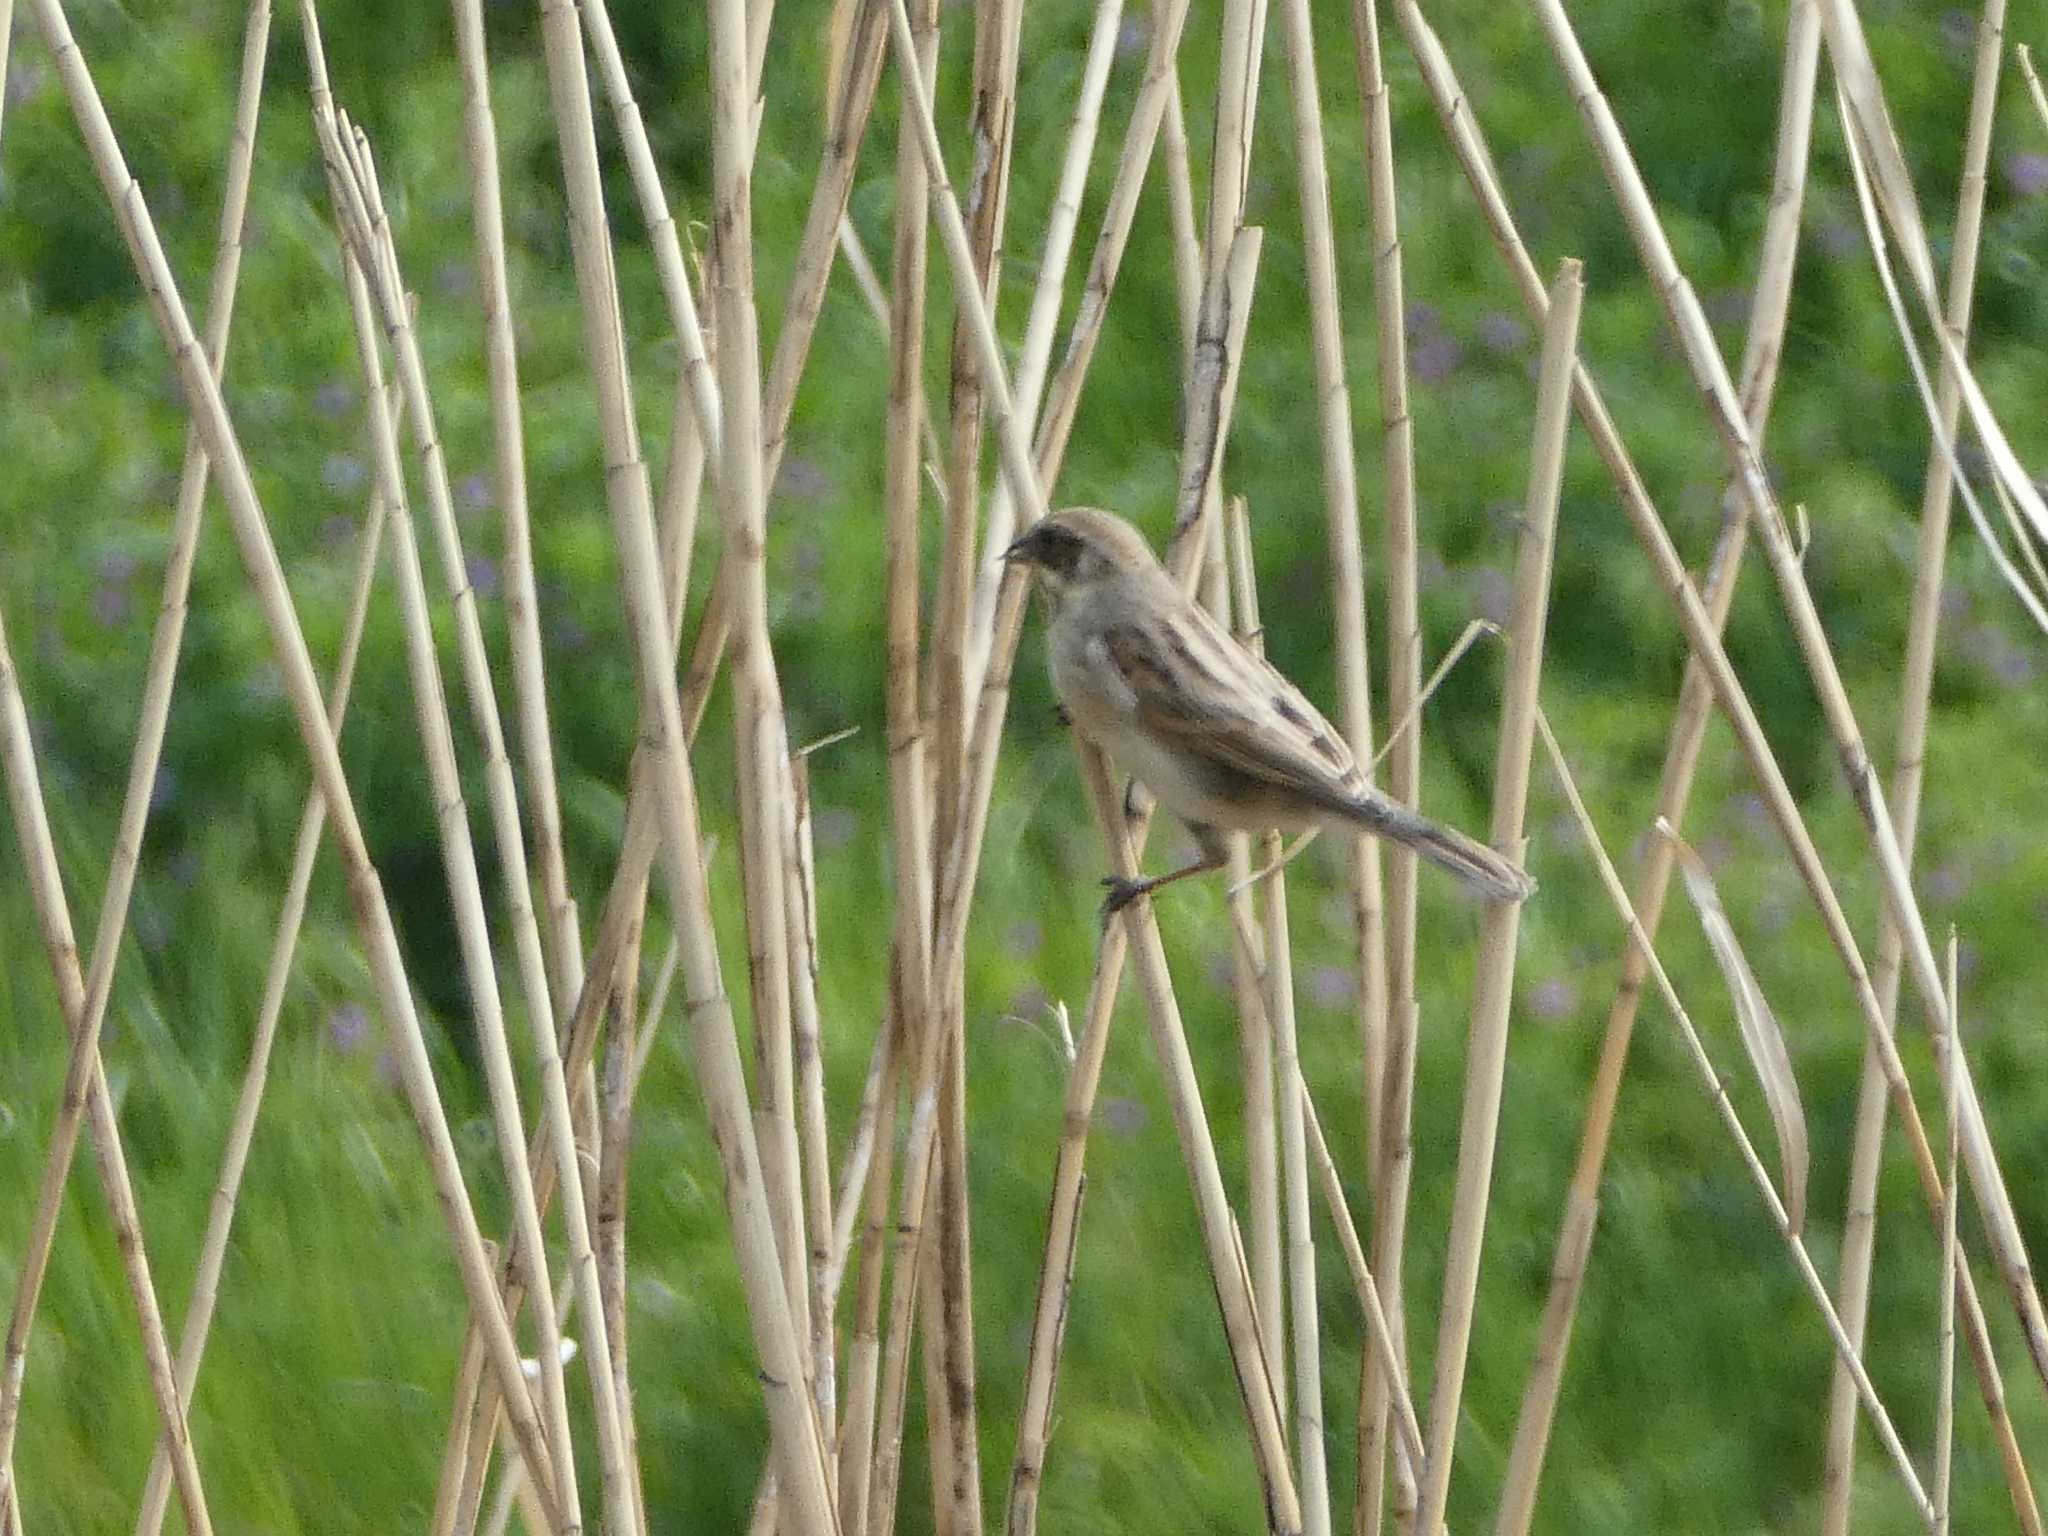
[1099,875,1151,923]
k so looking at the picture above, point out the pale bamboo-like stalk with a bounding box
[576,0,723,462]
[1279,0,1387,1231]
[0,606,218,1536]
[1349,4,1419,1521]
[598,930,650,1536]
[1492,7,1823,1529]
[785,751,837,1464]
[1228,501,1329,1536]
[743,999,905,1536]
[840,1005,904,1536]
[3,6,267,1525]
[532,2,836,1529]
[1161,74,1204,354]
[861,5,1290,1495]
[137,486,391,1536]
[927,0,1026,1518]
[1523,0,2048,1392]
[1171,0,1262,551]
[26,2,564,1521]
[139,322,403,1536]
[856,0,942,1520]
[1003,924,1130,1536]
[450,0,580,1015]
[1821,4,2009,1529]
[1414,259,1577,1536]
[431,421,708,1534]
[679,0,897,702]
[1393,0,2033,1468]
[1934,935,1961,1536]
[1298,1082,1425,1481]
[1079,744,1301,1535]
[835,214,951,504]
[323,69,649,1523]
[705,0,813,1399]
[322,199,584,1528]
[966,0,1126,681]
[1536,716,1935,1529]
[2022,45,2048,137]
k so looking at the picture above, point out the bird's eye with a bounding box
[1034,526,1085,577]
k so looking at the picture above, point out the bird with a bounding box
[1002,506,1536,918]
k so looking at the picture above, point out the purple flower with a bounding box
[814,806,858,853]
[1004,920,1044,959]
[1529,975,1578,1023]
[1476,311,1527,354]
[322,452,367,495]
[1308,966,1354,1009]
[328,1002,371,1054]
[457,473,494,516]
[1115,14,1149,59]
[1468,565,1512,627]
[90,583,133,629]
[2003,153,2048,198]
[1101,1097,1148,1137]
[312,379,357,420]
[465,553,499,600]
[1411,331,1464,386]
[775,455,832,502]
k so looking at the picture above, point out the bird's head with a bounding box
[1001,506,1161,609]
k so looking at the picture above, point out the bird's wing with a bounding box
[1097,601,1366,804]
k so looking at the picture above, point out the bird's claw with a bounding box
[1099,875,1148,923]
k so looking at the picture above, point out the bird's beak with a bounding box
[1000,527,1039,565]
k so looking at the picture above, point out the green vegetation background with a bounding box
[3,0,2047,1529]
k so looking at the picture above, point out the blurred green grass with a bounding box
[3,0,2048,1530]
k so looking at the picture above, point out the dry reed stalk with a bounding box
[786,750,838,1467]
[967,0,1127,675]
[576,0,723,462]
[743,996,904,1536]
[1078,744,1301,1535]
[855,0,942,1514]
[1227,501,1330,1536]
[1536,716,1936,1529]
[1522,0,2048,1392]
[449,0,579,1016]
[881,6,1300,1514]
[840,1005,904,1536]
[1296,1081,1425,1481]
[682,0,897,703]
[1003,923,1131,1536]
[1821,4,2010,1529]
[1169,0,1261,554]
[136,460,393,1536]
[1347,0,1418,1513]
[0,610,217,1536]
[1,6,268,1526]
[599,932,651,1536]
[1392,3,2036,1490]
[1934,935,1962,1536]
[927,0,1028,1519]
[2022,46,2048,136]
[532,3,836,1529]
[26,1,565,1523]
[1414,258,1578,1536]
[322,194,584,1526]
[1831,97,2047,1533]
[1162,74,1204,353]
[835,214,952,505]
[1491,7,1823,1528]
[1278,0,1387,1217]
[705,0,816,1410]
[323,69,652,1523]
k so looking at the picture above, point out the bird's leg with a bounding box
[1227,827,1321,898]
[1100,825,1229,922]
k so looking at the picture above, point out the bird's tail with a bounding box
[1338,793,1535,904]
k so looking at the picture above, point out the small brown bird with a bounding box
[1004,507,1535,917]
